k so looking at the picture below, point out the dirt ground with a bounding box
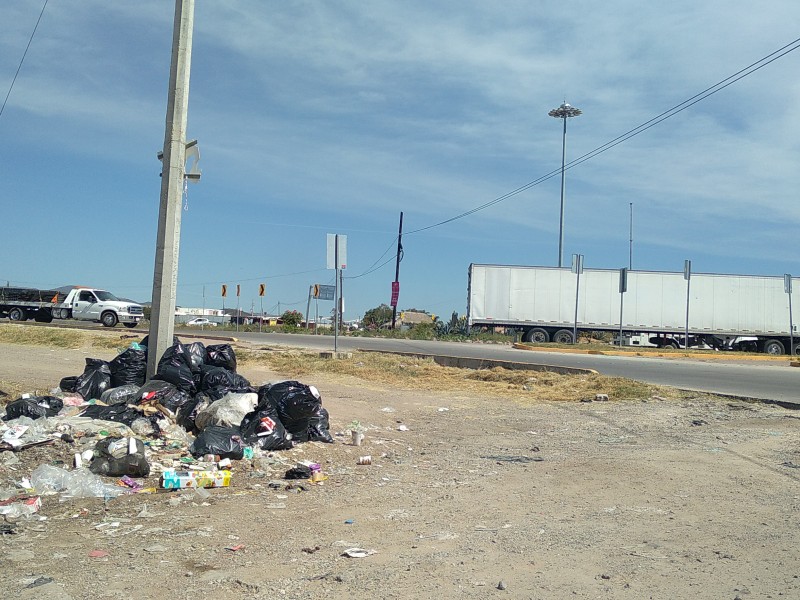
[0,340,799,599]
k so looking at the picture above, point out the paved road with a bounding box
[232,332,800,405]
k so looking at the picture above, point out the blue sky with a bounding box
[1,1,799,320]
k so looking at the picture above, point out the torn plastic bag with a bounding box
[109,348,147,388]
[194,392,258,431]
[2,396,64,421]
[186,341,207,373]
[89,436,150,477]
[79,403,149,427]
[31,464,124,500]
[189,426,246,460]
[99,384,139,406]
[74,358,112,401]
[136,379,193,417]
[198,365,237,392]
[206,344,237,372]
[308,406,334,443]
[240,405,293,451]
[176,392,212,434]
[154,361,196,394]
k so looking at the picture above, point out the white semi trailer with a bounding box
[467,264,798,355]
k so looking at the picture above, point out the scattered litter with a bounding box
[302,545,321,554]
[25,576,54,589]
[357,456,372,466]
[595,394,609,402]
[225,544,245,552]
[344,519,355,525]
[0,494,41,519]
[88,550,110,558]
[437,408,449,412]
[160,470,231,489]
[691,419,708,426]
[397,425,409,432]
[341,547,376,558]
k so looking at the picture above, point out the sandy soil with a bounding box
[0,341,799,599]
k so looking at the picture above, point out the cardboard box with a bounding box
[160,469,231,489]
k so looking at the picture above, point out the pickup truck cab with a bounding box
[54,288,144,328]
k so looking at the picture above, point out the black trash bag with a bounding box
[263,381,322,443]
[3,396,64,421]
[109,348,147,388]
[284,465,312,479]
[176,391,213,434]
[198,365,236,392]
[154,361,196,394]
[206,344,237,372]
[139,334,180,353]
[186,341,207,373]
[79,403,148,427]
[157,342,193,371]
[308,406,334,443]
[99,384,140,406]
[59,376,78,393]
[189,426,246,460]
[136,380,193,416]
[74,358,112,401]
[240,405,293,451]
[89,436,150,477]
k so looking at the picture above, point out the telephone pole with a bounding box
[391,211,404,329]
[147,0,195,379]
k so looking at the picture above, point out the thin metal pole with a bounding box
[572,256,582,344]
[334,235,339,353]
[618,291,624,347]
[558,117,567,268]
[629,202,633,270]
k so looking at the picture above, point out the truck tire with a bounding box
[792,343,800,356]
[9,307,26,322]
[552,329,574,344]
[762,339,785,355]
[523,328,550,343]
[101,311,118,328]
[123,322,138,329]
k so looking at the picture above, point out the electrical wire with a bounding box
[404,36,800,237]
[0,0,49,121]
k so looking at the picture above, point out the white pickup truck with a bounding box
[0,286,144,328]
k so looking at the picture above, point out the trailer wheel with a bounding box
[792,343,800,356]
[552,329,574,344]
[762,339,785,355]
[123,322,138,329]
[523,328,550,343]
[8,307,26,322]
[101,311,118,327]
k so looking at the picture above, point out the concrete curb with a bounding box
[359,349,598,376]
[512,343,792,363]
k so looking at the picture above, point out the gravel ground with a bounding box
[0,341,799,599]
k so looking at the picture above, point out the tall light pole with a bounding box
[548,102,582,268]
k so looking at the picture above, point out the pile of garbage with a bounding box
[0,337,334,516]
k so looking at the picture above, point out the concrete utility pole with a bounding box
[147,0,195,379]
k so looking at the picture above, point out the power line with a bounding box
[404,36,800,237]
[0,0,49,122]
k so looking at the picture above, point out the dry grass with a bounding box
[0,325,701,403]
[238,347,695,403]
[0,324,132,350]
